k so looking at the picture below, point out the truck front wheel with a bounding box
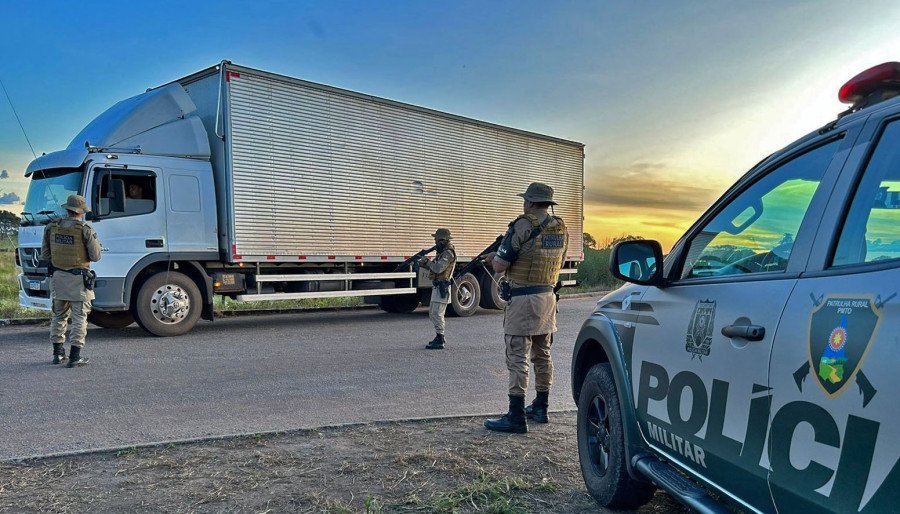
[448,273,480,317]
[577,363,655,509]
[134,271,202,337]
[88,310,135,329]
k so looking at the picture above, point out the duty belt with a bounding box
[508,285,554,297]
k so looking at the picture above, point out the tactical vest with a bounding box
[432,244,457,281]
[506,214,567,286]
[49,220,89,270]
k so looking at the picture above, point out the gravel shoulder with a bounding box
[0,411,683,514]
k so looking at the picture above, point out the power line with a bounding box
[0,76,37,159]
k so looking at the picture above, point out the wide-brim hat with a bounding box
[517,182,557,205]
[61,194,90,214]
[432,228,453,240]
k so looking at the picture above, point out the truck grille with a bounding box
[18,247,49,274]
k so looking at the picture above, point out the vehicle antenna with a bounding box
[0,76,38,159]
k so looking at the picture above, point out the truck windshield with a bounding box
[22,168,84,225]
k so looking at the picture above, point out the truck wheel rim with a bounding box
[151,285,190,324]
[587,394,611,475]
[457,282,476,309]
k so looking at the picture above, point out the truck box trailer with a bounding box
[17,61,584,336]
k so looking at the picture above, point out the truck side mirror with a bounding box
[609,240,665,287]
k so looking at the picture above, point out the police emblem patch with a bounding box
[792,294,888,407]
[54,234,75,245]
[685,300,716,360]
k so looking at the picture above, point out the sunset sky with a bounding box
[1,0,899,249]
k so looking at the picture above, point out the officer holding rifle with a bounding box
[482,183,568,433]
[419,228,457,350]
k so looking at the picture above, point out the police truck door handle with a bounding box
[721,324,765,341]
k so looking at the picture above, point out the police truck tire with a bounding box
[134,271,202,337]
[578,363,655,509]
[88,310,135,329]
[448,273,480,317]
[479,272,508,310]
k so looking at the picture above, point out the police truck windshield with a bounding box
[22,169,84,225]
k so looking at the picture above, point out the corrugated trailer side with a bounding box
[188,63,584,262]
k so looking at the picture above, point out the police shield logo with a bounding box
[807,295,882,399]
[686,300,716,359]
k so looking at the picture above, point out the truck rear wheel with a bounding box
[448,273,480,317]
[578,363,655,509]
[88,310,135,329]
[479,272,508,310]
[134,271,202,337]
[379,294,420,313]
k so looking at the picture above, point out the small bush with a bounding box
[576,247,621,290]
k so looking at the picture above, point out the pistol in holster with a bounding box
[433,279,450,300]
[81,269,97,291]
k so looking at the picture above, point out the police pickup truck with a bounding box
[571,62,900,513]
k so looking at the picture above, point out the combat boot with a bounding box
[525,391,550,424]
[67,346,89,368]
[51,343,67,365]
[426,333,445,350]
[484,395,528,434]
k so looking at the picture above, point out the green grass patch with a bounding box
[574,246,622,291]
[0,236,47,319]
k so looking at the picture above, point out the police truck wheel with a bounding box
[448,273,480,317]
[479,272,508,310]
[578,363,655,509]
[134,271,202,337]
[88,310,135,329]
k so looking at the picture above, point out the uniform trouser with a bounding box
[506,334,554,397]
[429,301,448,335]
[50,299,91,348]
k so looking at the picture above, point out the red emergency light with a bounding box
[838,62,900,107]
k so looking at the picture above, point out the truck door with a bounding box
[89,165,167,279]
[630,136,848,512]
[767,116,900,513]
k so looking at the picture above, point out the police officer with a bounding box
[419,228,457,350]
[483,183,568,433]
[40,195,102,367]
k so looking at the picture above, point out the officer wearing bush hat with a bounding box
[40,195,102,367]
[482,182,568,433]
[418,228,457,349]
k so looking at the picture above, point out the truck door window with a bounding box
[833,119,900,266]
[96,171,156,218]
[680,139,840,279]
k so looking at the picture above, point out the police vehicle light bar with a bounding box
[838,62,900,107]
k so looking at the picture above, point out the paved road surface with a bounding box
[0,296,601,460]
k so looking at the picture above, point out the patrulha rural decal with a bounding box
[685,300,715,360]
[792,294,893,407]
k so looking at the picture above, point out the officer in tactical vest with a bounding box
[40,195,102,367]
[419,228,457,350]
[483,183,568,433]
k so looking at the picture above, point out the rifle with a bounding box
[453,235,503,280]
[394,245,437,272]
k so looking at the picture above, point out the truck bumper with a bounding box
[17,273,52,311]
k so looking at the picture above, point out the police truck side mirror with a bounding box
[609,240,665,287]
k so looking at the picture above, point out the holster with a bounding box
[58,268,96,291]
[433,279,450,300]
[499,281,512,302]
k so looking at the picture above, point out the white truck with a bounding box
[16,61,584,336]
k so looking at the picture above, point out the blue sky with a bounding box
[1,0,898,247]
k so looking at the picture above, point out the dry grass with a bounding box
[0,413,686,513]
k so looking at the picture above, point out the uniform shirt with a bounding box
[426,248,457,305]
[496,211,568,336]
[41,218,102,302]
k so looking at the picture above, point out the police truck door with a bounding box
[631,136,849,511]
[767,115,900,513]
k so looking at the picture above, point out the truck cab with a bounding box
[571,62,900,513]
[17,84,219,333]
